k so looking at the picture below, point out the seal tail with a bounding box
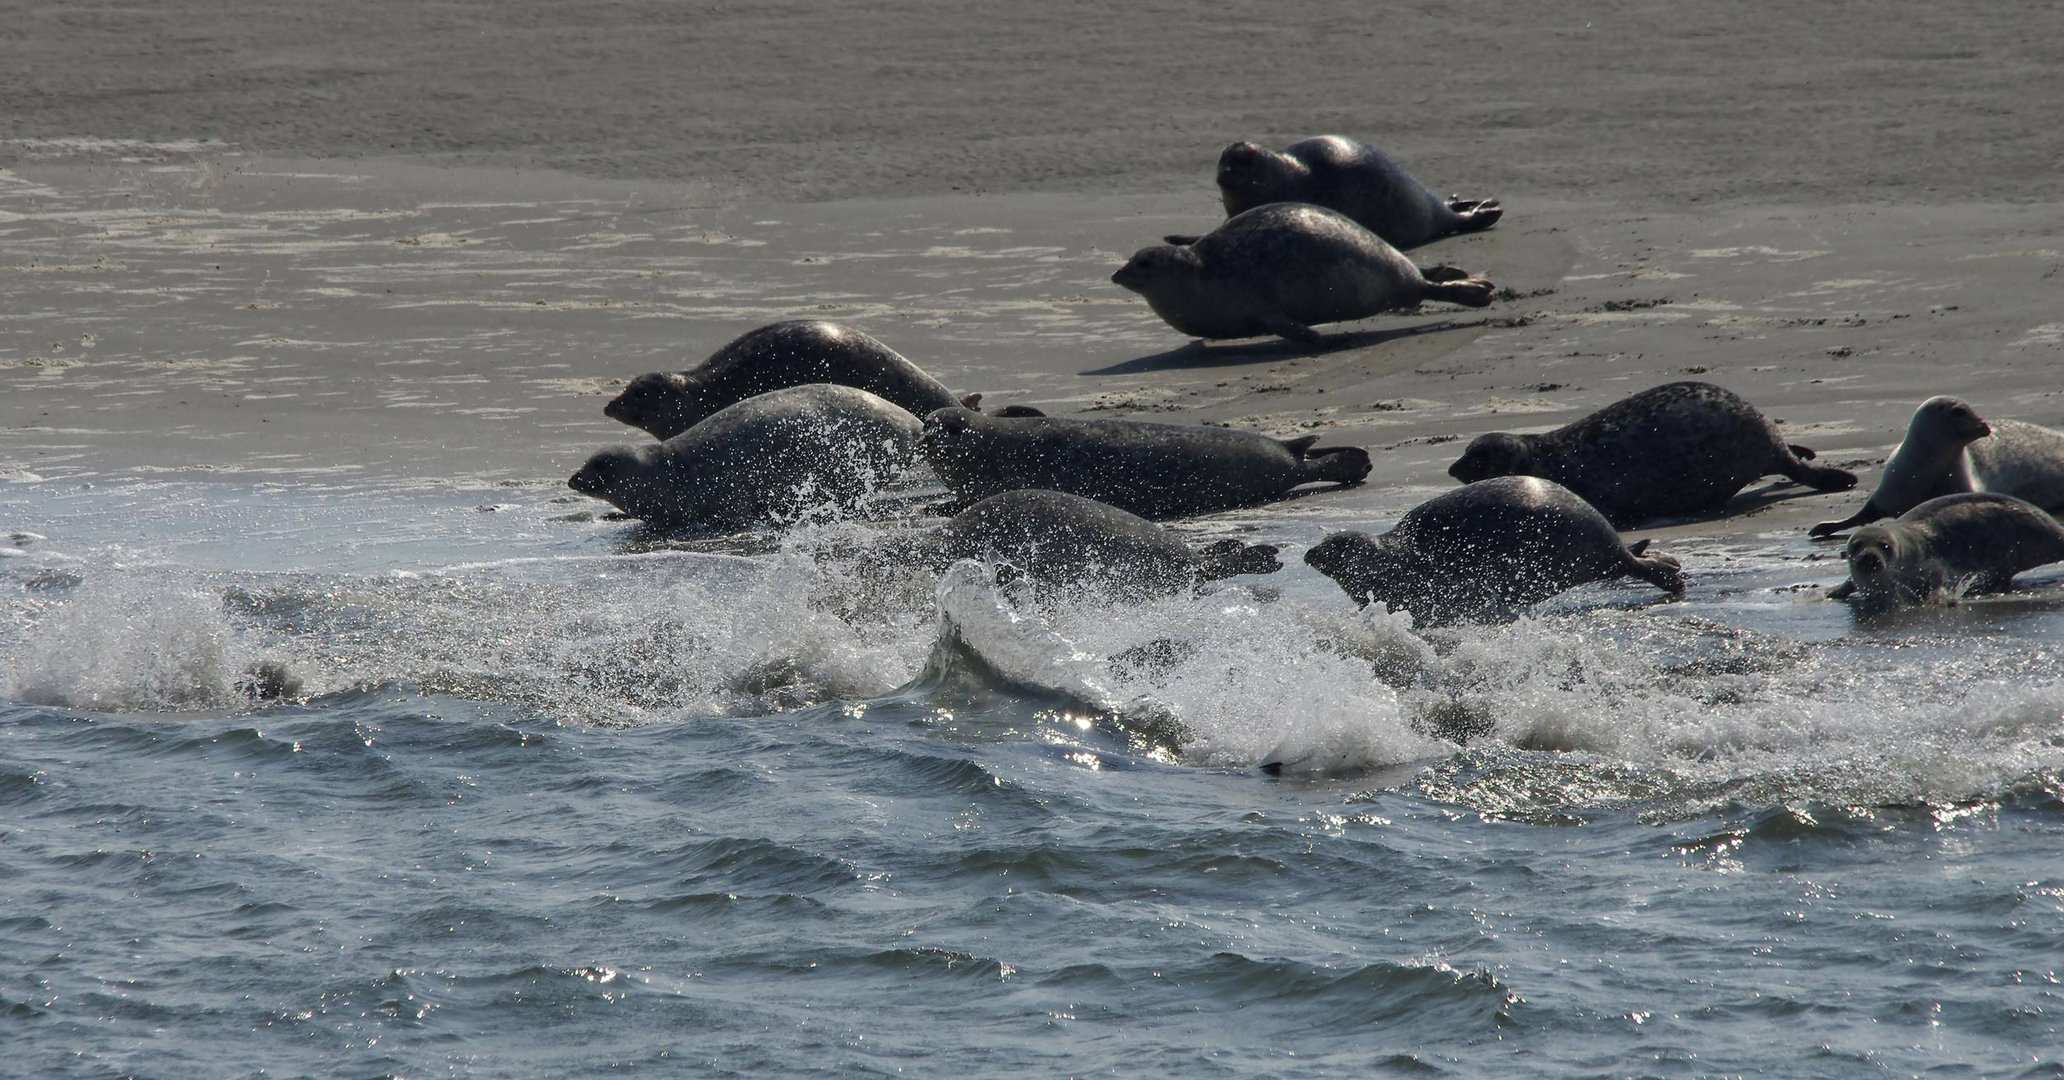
[1196,539,1283,582]
[1420,277,1497,308]
[1283,436,1372,485]
[1624,539,1686,595]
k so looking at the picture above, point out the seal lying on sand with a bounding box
[604,320,968,440]
[570,384,921,530]
[1303,476,1685,625]
[1446,382,1857,527]
[1205,136,1501,250]
[1112,204,1495,343]
[913,490,1282,599]
[1811,396,2064,536]
[1829,493,2064,615]
[920,407,1371,519]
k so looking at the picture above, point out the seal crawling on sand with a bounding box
[1446,381,1857,527]
[1208,136,1502,250]
[604,320,968,440]
[570,383,921,531]
[912,490,1282,600]
[1829,492,2064,615]
[920,407,1371,519]
[1811,396,2064,537]
[1303,476,1685,625]
[1112,204,1495,343]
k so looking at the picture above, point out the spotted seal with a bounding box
[569,383,921,530]
[1303,476,1685,625]
[1111,203,1495,343]
[1829,493,2064,614]
[920,407,1371,519]
[603,321,968,440]
[1206,136,1501,250]
[1446,381,1857,527]
[915,490,1281,599]
[1811,396,2064,537]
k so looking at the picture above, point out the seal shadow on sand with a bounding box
[1084,318,1484,376]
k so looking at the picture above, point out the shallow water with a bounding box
[5,475,2062,1077]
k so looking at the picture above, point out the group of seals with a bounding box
[1211,136,1503,250]
[1811,396,2064,537]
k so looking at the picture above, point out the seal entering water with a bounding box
[916,490,1282,600]
[1212,136,1502,250]
[1829,493,2064,614]
[1303,476,1685,625]
[604,320,965,440]
[1112,203,1495,343]
[1447,381,1857,527]
[920,407,1371,519]
[1810,396,2064,537]
[570,384,921,531]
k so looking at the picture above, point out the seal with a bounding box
[1303,476,1686,625]
[603,320,967,440]
[1810,396,2064,536]
[1446,381,1858,526]
[569,383,921,531]
[1828,492,2064,614]
[1209,136,1501,250]
[916,489,1282,599]
[1111,203,1495,343]
[919,406,1372,519]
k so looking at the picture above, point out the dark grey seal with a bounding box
[1303,476,1685,625]
[920,407,1371,520]
[1210,136,1501,250]
[604,320,966,440]
[1811,396,2064,537]
[915,490,1281,600]
[569,383,921,530]
[1111,203,1495,343]
[1829,492,2064,615]
[1447,381,1857,527]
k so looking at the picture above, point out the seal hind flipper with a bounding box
[1301,445,1373,485]
[1196,539,1283,581]
[1810,501,1887,538]
[1624,542,1686,595]
[1163,234,1204,246]
[1781,453,1859,492]
[990,405,1047,418]
[1281,435,1322,456]
[1788,443,1818,460]
[1419,264,1473,283]
[1421,277,1497,308]
[1443,196,1502,234]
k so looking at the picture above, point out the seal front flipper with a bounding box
[1256,307,1321,343]
[1809,501,1887,538]
[1827,579,1857,600]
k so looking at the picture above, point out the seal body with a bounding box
[1830,493,2064,614]
[922,490,1281,599]
[1111,204,1495,343]
[920,407,1372,519]
[604,321,963,440]
[569,384,921,530]
[1811,397,2064,536]
[1446,382,1857,526]
[1303,476,1686,625]
[1214,136,1501,250]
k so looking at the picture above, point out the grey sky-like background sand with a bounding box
[3,1,2061,544]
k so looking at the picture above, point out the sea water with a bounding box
[4,475,2061,1077]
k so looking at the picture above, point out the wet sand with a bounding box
[4,2,2062,546]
